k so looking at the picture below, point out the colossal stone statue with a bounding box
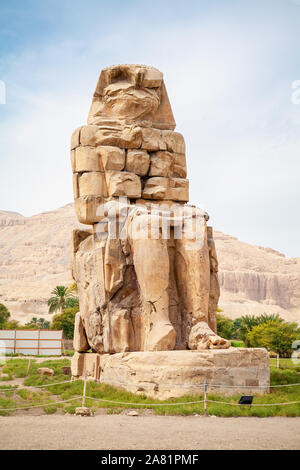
[70,64,230,355]
[70,65,270,398]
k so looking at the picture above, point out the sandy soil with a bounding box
[0,415,299,450]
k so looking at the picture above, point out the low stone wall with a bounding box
[71,348,270,399]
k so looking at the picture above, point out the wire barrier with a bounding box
[1,376,300,413]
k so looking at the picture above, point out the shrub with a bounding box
[24,317,51,329]
[232,315,261,344]
[216,314,234,339]
[233,314,285,345]
[2,320,20,330]
[0,303,10,328]
[247,320,299,357]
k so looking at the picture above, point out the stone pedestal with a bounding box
[71,348,270,399]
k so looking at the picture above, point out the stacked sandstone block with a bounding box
[71,124,188,225]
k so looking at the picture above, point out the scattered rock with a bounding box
[61,366,71,375]
[75,407,93,417]
[127,410,139,416]
[37,367,54,376]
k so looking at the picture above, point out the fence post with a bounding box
[26,358,31,376]
[277,354,279,368]
[37,330,40,355]
[204,377,208,417]
[82,372,88,408]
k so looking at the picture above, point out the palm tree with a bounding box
[47,286,75,314]
[233,315,261,344]
[257,313,283,324]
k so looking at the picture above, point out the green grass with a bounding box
[1,358,32,378]
[269,358,300,368]
[0,357,299,417]
[63,350,74,357]
[43,405,58,414]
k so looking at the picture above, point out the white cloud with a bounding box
[0,0,299,257]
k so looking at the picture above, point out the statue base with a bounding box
[71,348,270,399]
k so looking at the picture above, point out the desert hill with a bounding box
[0,204,299,324]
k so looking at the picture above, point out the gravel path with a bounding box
[0,415,299,450]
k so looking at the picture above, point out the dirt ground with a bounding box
[0,415,299,450]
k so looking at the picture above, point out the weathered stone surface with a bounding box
[71,351,85,376]
[71,349,270,399]
[73,174,79,199]
[75,407,93,417]
[74,196,104,225]
[111,309,132,352]
[73,312,89,352]
[188,321,230,350]
[80,124,142,149]
[142,177,168,199]
[125,150,150,176]
[38,367,54,376]
[141,127,167,151]
[141,67,163,88]
[98,146,125,171]
[78,172,107,197]
[127,410,139,416]
[162,130,186,154]
[71,127,81,150]
[208,226,219,333]
[87,65,175,130]
[71,351,100,381]
[75,146,102,172]
[172,153,187,178]
[142,177,189,201]
[105,171,141,198]
[149,151,173,177]
[168,177,189,202]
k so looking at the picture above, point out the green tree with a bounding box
[47,286,77,314]
[64,297,79,309]
[216,314,234,340]
[50,307,78,339]
[257,313,284,324]
[233,314,285,345]
[233,315,262,344]
[247,320,299,357]
[3,320,20,329]
[25,317,51,329]
[0,303,10,328]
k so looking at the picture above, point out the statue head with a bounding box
[88,64,176,130]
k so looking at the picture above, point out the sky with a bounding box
[0,0,299,257]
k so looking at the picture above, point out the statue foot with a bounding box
[188,321,230,350]
[147,322,176,351]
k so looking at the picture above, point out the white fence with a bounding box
[0,329,63,355]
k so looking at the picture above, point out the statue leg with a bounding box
[175,220,230,350]
[73,312,89,352]
[129,215,176,351]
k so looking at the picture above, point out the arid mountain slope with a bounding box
[0,204,299,323]
[0,204,84,323]
[215,231,300,322]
